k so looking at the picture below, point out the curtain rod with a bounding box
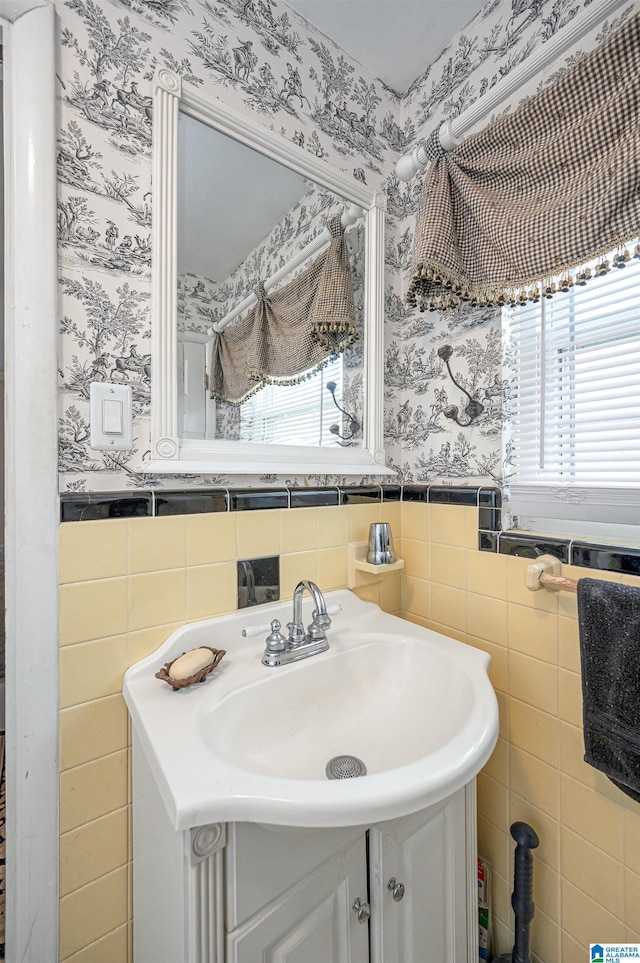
[211,203,364,334]
[396,0,629,181]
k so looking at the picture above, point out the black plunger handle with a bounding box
[510,821,539,963]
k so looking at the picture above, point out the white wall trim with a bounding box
[1,2,60,960]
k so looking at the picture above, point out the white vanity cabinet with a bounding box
[127,592,497,962]
[368,790,470,962]
[132,738,477,963]
[225,826,369,963]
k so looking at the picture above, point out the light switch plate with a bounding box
[90,382,133,451]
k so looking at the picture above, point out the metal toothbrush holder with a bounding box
[367,522,397,565]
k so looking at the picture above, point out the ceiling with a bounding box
[286,0,487,94]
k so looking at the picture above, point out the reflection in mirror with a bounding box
[150,68,388,475]
[176,112,365,449]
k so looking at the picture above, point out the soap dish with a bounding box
[155,646,226,691]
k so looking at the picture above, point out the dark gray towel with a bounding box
[578,578,640,803]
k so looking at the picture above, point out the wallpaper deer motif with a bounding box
[55,0,631,491]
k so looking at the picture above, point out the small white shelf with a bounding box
[348,541,404,589]
[353,557,405,576]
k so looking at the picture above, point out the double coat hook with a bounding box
[326,380,360,442]
[437,345,484,427]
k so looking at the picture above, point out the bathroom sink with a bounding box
[198,637,475,780]
[124,589,498,830]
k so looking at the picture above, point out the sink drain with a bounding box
[326,755,367,780]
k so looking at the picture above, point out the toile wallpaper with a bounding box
[56,0,633,492]
[383,0,636,488]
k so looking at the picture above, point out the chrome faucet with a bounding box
[262,580,331,667]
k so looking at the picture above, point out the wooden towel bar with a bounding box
[525,555,578,593]
[538,572,578,592]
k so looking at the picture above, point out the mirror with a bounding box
[176,112,365,448]
[149,68,389,476]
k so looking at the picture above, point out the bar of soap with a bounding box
[169,647,215,681]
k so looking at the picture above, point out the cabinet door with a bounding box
[226,834,369,963]
[368,789,469,963]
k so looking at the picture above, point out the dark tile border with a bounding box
[478,506,501,532]
[59,484,638,579]
[155,490,228,516]
[479,488,502,508]
[338,486,382,504]
[478,531,499,552]
[429,487,478,506]
[494,534,640,577]
[401,485,430,502]
[61,483,493,517]
[498,533,571,564]
[478,486,502,532]
[60,493,153,522]
[229,489,289,512]
[289,488,339,508]
[572,542,640,577]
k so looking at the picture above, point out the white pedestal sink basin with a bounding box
[200,637,477,779]
[124,589,498,830]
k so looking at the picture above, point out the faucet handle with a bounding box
[306,608,331,642]
[286,620,306,645]
[244,604,340,643]
[312,608,332,629]
[265,619,287,655]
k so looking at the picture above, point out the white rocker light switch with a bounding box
[102,398,123,434]
[90,382,133,451]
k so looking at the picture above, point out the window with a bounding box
[504,245,640,532]
[239,354,349,447]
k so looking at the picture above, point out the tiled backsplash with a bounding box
[58,488,640,960]
[61,484,640,577]
[397,510,640,957]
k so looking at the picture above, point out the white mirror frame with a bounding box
[149,68,391,476]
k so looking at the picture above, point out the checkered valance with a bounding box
[407,13,640,312]
[210,216,357,405]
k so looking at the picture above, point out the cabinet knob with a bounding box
[352,897,370,923]
[387,877,405,901]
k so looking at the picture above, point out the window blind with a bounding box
[239,355,345,448]
[504,250,640,526]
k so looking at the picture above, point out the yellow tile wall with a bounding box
[399,502,640,961]
[58,499,640,961]
[57,501,400,960]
